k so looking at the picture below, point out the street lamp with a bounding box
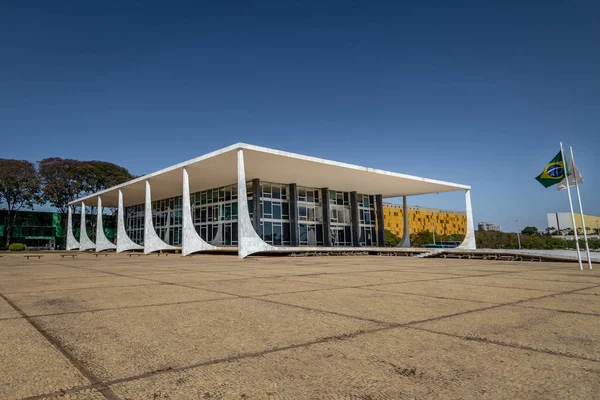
[516,219,522,250]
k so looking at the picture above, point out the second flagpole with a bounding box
[570,146,592,270]
[560,142,583,270]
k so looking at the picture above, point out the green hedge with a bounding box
[8,243,25,251]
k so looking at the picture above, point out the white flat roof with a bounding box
[71,143,470,207]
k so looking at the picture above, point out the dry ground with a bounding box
[0,253,599,400]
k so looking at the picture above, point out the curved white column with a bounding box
[95,197,116,252]
[66,206,80,250]
[458,189,476,249]
[144,181,177,254]
[237,149,277,258]
[397,196,411,248]
[182,168,216,255]
[116,190,143,253]
[79,202,96,251]
[210,223,222,246]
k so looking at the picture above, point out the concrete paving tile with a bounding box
[371,280,554,303]
[33,298,377,381]
[504,270,600,284]
[521,293,600,315]
[189,277,337,296]
[0,297,20,319]
[110,327,600,400]
[39,388,105,399]
[414,305,600,361]
[141,271,249,284]
[8,284,234,315]
[0,319,90,400]
[0,267,112,281]
[262,287,492,324]
[83,265,182,276]
[282,272,414,287]
[223,266,361,277]
[578,286,600,295]
[450,275,595,292]
[351,270,459,281]
[0,275,158,294]
[400,268,508,276]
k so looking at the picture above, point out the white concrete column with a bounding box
[144,181,177,254]
[79,202,96,251]
[458,189,476,249]
[237,149,277,258]
[398,196,411,248]
[210,223,222,246]
[66,205,80,250]
[116,190,143,253]
[182,168,216,255]
[95,197,116,252]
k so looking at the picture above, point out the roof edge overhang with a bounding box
[69,142,470,206]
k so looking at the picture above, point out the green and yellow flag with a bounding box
[535,151,570,188]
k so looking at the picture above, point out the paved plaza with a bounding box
[0,253,599,399]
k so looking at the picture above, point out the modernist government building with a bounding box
[67,143,475,258]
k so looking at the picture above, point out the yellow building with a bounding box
[383,203,466,238]
[547,212,600,234]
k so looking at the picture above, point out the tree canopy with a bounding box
[521,226,540,235]
[0,159,42,246]
[39,158,134,214]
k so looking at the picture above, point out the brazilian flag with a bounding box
[535,151,570,188]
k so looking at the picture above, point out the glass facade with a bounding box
[152,196,182,246]
[124,181,382,248]
[125,204,144,245]
[358,194,378,246]
[329,190,353,246]
[297,186,323,246]
[190,183,249,246]
[260,182,290,246]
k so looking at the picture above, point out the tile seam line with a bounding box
[17,283,600,400]
[19,324,397,400]
[445,281,598,293]
[21,282,600,400]
[19,296,237,319]
[511,304,600,317]
[10,262,598,322]
[406,325,600,363]
[39,261,599,325]
[245,281,600,342]
[41,259,551,283]
[0,291,119,400]
[8,281,494,321]
[1,282,165,296]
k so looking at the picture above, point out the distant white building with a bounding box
[478,221,501,232]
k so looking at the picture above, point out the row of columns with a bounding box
[66,149,476,258]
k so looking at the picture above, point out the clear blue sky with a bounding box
[1,1,598,232]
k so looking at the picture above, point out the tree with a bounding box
[38,158,87,215]
[39,158,134,215]
[87,161,134,193]
[0,159,42,247]
[411,230,434,247]
[384,229,400,247]
[521,226,539,235]
[545,227,557,236]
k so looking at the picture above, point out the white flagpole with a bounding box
[560,142,583,271]
[570,146,592,270]
[560,142,582,270]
